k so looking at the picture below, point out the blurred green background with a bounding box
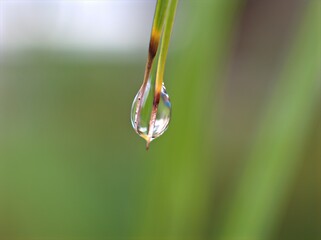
[0,0,320,240]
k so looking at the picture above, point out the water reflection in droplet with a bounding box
[131,78,171,145]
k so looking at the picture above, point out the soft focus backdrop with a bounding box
[0,0,320,240]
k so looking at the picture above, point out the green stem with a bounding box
[152,0,170,34]
[134,0,169,135]
[155,0,178,95]
[146,0,179,149]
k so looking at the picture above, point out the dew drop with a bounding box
[131,78,171,145]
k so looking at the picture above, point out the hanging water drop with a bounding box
[130,0,178,149]
[131,78,171,148]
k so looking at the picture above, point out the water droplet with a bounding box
[131,78,171,146]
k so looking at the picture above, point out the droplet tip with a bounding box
[146,139,151,151]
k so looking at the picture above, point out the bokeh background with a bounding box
[0,0,320,240]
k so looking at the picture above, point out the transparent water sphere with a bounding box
[131,80,171,145]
